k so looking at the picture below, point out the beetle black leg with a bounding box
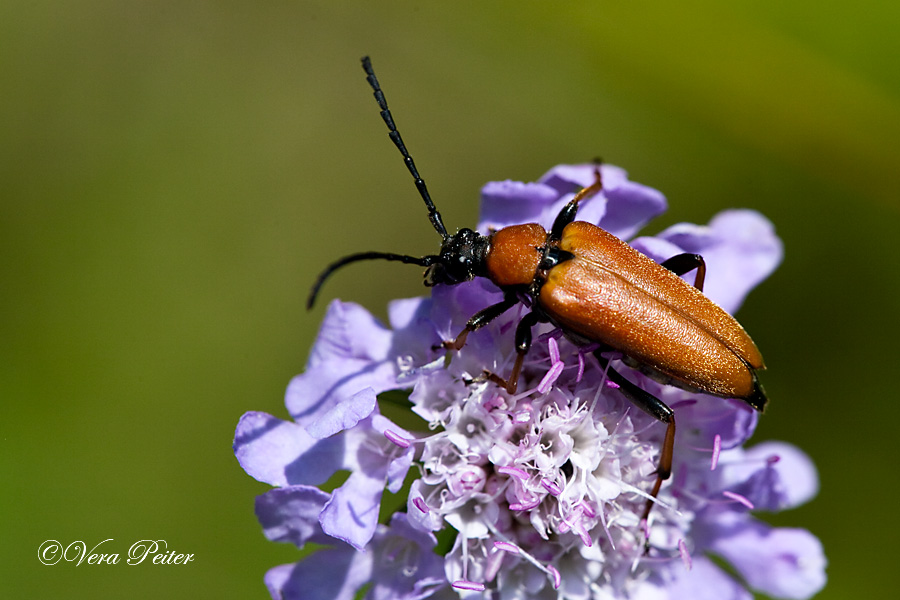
[485,310,543,394]
[548,167,605,242]
[594,352,676,523]
[660,253,706,292]
[442,292,519,351]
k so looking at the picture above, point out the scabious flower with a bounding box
[234,164,826,599]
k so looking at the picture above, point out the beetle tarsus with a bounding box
[480,369,517,394]
[442,331,468,352]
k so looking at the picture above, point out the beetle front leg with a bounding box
[660,253,706,292]
[594,352,676,523]
[548,167,605,242]
[442,292,519,351]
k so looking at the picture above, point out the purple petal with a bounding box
[653,210,782,314]
[539,163,667,239]
[255,486,333,546]
[387,296,431,330]
[407,479,444,532]
[478,180,559,232]
[430,278,502,333]
[318,416,413,549]
[674,396,759,452]
[368,514,447,600]
[286,300,399,425]
[536,163,609,231]
[725,441,819,511]
[234,411,343,487]
[666,556,753,600]
[384,512,440,554]
[705,515,827,600]
[629,235,684,264]
[600,179,667,240]
[263,563,295,600]
[371,414,415,493]
[387,296,444,368]
[265,546,373,600]
[539,163,618,194]
[306,387,377,439]
[542,191,607,233]
[319,467,386,550]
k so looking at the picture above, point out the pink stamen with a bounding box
[493,541,520,554]
[412,497,429,513]
[509,497,540,511]
[541,479,562,496]
[384,429,411,448]
[484,546,505,582]
[452,580,485,592]
[605,379,620,389]
[723,490,755,509]
[678,539,692,571]
[576,352,585,383]
[579,500,596,518]
[574,520,593,547]
[767,454,781,465]
[710,434,721,471]
[537,360,565,394]
[547,564,561,589]
[497,465,528,481]
[548,336,560,363]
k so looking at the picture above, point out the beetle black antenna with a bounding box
[362,56,449,240]
[307,251,438,309]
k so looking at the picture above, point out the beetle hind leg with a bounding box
[660,253,706,292]
[594,352,676,524]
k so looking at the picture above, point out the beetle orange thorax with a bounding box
[484,223,547,287]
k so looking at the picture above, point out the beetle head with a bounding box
[424,228,490,287]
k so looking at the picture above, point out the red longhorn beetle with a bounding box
[308,57,767,521]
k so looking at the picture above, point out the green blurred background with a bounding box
[2,1,897,598]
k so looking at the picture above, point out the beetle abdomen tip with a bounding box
[745,375,768,412]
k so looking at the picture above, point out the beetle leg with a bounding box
[487,310,543,394]
[594,352,676,522]
[442,292,519,351]
[548,168,605,242]
[660,253,706,292]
